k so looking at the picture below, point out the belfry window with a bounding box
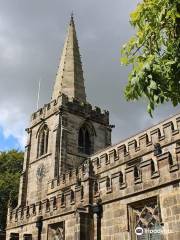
[78,126,91,154]
[37,125,49,157]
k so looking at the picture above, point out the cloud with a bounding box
[0,0,179,151]
[0,102,28,148]
[0,16,22,64]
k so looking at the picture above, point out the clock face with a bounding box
[36,164,46,180]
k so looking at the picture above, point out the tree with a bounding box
[0,150,23,230]
[121,0,180,116]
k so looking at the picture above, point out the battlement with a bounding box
[30,93,109,127]
[7,181,88,228]
[91,113,180,172]
[92,146,180,203]
[47,160,92,194]
[7,160,93,228]
[7,187,82,229]
[7,114,180,230]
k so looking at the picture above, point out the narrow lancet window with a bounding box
[78,126,91,154]
[37,125,49,158]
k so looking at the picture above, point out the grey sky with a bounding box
[0,0,179,147]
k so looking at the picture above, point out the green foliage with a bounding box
[0,150,23,230]
[121,0,180,116]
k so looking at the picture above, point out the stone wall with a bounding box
[6,113,180,239]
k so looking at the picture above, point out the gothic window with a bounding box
[48,222,65,240]
[78,126,91,154]
[37,125,49,157]
[129,198,162,240]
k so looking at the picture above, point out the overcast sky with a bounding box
[0,0,180,150]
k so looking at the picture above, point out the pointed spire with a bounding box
[52,15,86,102]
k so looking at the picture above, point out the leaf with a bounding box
[121,56,129,65]
[149,80,157,90]
[121,0,180,116]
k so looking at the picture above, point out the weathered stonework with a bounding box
[6,16,180,240]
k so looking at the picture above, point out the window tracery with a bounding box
[129,198,162,240]
[37,125,49,157]
[78,123,94,155]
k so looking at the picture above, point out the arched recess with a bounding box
[37,124,49,158]
[78,121,96,155]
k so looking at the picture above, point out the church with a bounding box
[6,16,180,240]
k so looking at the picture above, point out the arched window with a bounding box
[78,126,91,154]
[37,125,49,158]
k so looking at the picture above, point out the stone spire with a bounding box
[52,14,86,102]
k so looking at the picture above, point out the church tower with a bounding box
[7,14,180,240]
[18,15,111,206]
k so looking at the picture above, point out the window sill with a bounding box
[169,164,179,172]
[120,182,127,189]
[134,177,142,184]
[151,171,160,179]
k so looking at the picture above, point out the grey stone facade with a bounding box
[6,16,180,240]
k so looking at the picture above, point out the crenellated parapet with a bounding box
[7,160,94,229]
[7,182,85,229]
[91,113,180,173]
[90,114,180,203]
[7,113,180,232]
[30,93,109,127]
[47,159,93,194]
[92,147,179,203]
